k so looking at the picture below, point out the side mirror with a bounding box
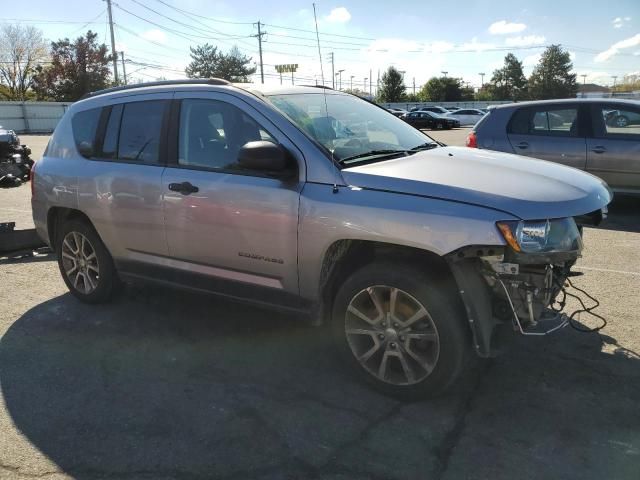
[237,141,294,176]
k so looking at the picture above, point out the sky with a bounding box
[2,0,639,92]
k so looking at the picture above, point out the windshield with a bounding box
[267,93,436,163]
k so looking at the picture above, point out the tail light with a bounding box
[465,131,478,148]
[30,160,36,197]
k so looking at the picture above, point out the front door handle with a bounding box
[516,142,529,149]
[591,146,606,154]
[168,182,199,195]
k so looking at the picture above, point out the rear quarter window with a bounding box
[71,107,102,158]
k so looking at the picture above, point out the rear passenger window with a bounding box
[117,101,167,163]
[509,107,578,136]
[71,108,101,158]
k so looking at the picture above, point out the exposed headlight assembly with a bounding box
[496,218,583,253]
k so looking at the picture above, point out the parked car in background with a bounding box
[33,80,611,398]
[419,106,450,115]
[445,108,486,126]
[403,111,459,130]
[445,107,461,112]
[604,108,640,128]
[467,98,640,194]
[387,107,407,118]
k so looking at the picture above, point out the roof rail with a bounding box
[80,78,231,100]
[299,84,335,90]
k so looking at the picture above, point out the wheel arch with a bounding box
[318,239,460,322]
[46,207,96,248]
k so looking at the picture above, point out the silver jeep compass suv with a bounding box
[32,79,611,398]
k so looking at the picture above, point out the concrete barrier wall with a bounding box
[0,102,73,133]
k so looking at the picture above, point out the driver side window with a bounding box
[178,99,276,172]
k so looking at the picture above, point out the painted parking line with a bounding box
[577,266,640,276]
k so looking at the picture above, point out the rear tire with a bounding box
[615,115,629,128]
[56,219,118,304]
[331,262,471,399]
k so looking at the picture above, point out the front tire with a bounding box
[331,262,470,399]
[56,219,118,303]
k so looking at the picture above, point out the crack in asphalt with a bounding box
[432,361,492,480]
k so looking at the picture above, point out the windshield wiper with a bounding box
[410,142,440,151]
[338,149,409,164]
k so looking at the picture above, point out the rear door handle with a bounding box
[591,146,606,154]
[516,142,529,149]
[168,182,199,195]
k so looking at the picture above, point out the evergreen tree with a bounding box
[377,66,406,102]
[528,45,577,99]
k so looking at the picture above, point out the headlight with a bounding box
[496,218,582,253]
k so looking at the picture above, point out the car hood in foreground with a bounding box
[341,147,612,219]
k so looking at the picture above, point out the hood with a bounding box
[341,147,612,219]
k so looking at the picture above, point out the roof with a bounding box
[81,78,345,101]
[492,97,640,110]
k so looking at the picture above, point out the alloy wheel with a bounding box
[344,285,440,386]
[61,231,100,294]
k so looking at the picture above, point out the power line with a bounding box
[0,18,104,24]
[263,23,376,41]
[113,2,252,42]
[152,0,255,25]
[68,10,107,36]
[128,0,252,41]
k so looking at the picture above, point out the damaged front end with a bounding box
[447,210,606,357]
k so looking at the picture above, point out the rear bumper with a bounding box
[31,197,50,246]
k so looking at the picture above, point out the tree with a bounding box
[377,66,405,102]
[32,31,112,101]
[0,24,48,100]
[528,45,577,100]
[418,76,466,102]
[490,53,527,100]
[475,86,495,101]
[185,44,256,82]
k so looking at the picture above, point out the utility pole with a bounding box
[350,75,354,91]
[255,21,265,84]
[369,69,372,97]
[612,75,618,90]
[120,51,127,85]
[581,74,587,85]
[364,78,368,95]
[106,0,119,84]
[413,77,415,95]
[441,71,448,78]
[329,52,335,88]
[337,69,344,90]
[377,69,380,97]
[479,72,485,87]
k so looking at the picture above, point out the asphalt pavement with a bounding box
[0,132,638,479]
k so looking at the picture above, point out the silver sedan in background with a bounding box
[468,98,640,195]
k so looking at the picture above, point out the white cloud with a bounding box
[459,37,495,51]
[595,33,640,62]
[612,17,631,28]
[140,29,167,44]
[325,7,351,23]
[523,52,541,67]
[489,20,527,35]
[425,41,455,53]
[505,35,546,47]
